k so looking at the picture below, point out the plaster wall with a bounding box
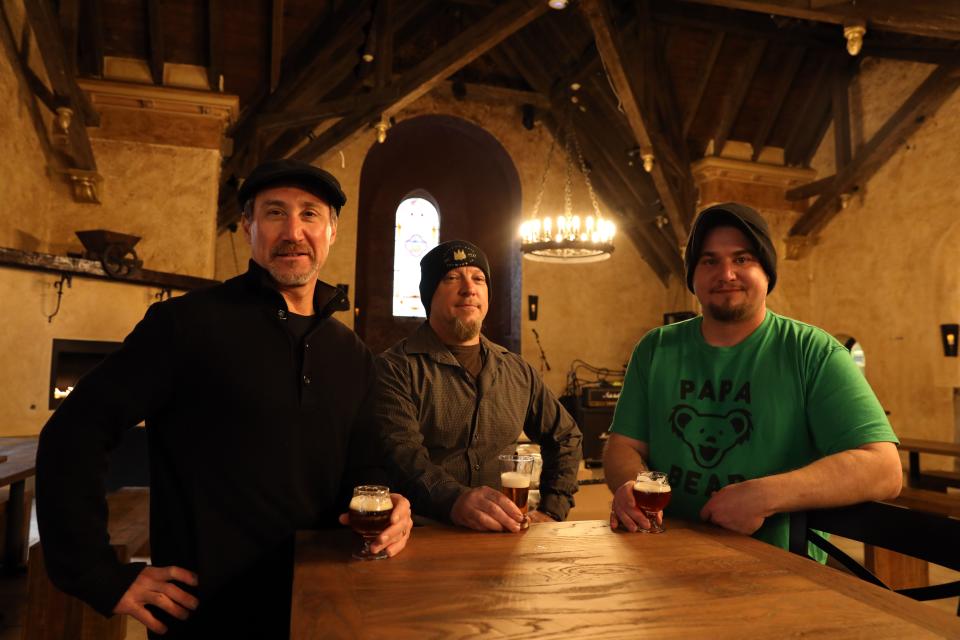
[779,59,960,446]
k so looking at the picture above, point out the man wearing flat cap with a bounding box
[375,240,582,532]
[603,203,901,550]
[37,159,412,638]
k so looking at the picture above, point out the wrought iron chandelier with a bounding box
[520,114,615,263]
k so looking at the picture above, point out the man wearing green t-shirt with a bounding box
[603,203,902,550]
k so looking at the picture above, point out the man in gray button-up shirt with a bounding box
[376,240,582,532]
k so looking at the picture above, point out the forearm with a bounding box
[602,434,649,493]
[754,442,902,515]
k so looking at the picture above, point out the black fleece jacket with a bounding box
[37,261,378,638]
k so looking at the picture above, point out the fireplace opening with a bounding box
[49,338,122,410]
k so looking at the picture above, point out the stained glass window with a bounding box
[393,194,440,317]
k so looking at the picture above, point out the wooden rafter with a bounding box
[146,0,164,85]
[831,60,853,170]
[289,0,548,161]
[77,0,104,78]
[789,64,960,238]
[582,0,692,243]
[751,46,804,160]
[269,0,284,93]
[683,32,724,138]
[712,39,766,156]
[57,0,78,75]
[675,0,960,41]
[782,54,832,165]
[22,0,97,170]
[373,0,394,89]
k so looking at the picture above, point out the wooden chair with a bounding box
[23,487,150,640]
[788,500,960,615]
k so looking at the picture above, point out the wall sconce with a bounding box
[941,324,959,357]
[528,295,539,321]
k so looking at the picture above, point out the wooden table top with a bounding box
[0,437,38,486]
[899,438,960,457]
[291,520,960,639]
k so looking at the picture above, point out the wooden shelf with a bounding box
[0,246,219,291]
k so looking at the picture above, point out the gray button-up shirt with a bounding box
[375,322,582,521]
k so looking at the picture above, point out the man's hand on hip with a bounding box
[113,565,199,635]
[699,479,770,535]
[451,486,525,532]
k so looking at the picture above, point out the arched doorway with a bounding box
[354,115,522,354]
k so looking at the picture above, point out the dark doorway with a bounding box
[355,115,522,355]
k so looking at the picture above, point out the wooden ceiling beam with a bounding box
[289,0,548,162]
[831,60,853,170]
[675,0,960,41]
[782,54,831,165]
[789,64,960,237]
[77,0,104,78]
[207,0,223,91]
[269,0,284,93]
[751,47,805,160]
[683,31,724,138]
[58,0,79,75]
[22,0,97,169]
[712,39,766,156]
[374,0,394,89]
[146,0,164,85]
[582,0,692,242]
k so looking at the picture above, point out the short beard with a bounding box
[452,317,482,342]
[267,264,318,286]
[704,301,751,323]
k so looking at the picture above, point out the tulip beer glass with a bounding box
[633,471,672,533]
[349,485,393,560]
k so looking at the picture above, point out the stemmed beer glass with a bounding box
[348,485,394,560]
[633,471,672,533]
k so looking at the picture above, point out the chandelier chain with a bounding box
[531,133,557,219]
[569,122,602,219]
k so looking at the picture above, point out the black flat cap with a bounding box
[237,159,347,213]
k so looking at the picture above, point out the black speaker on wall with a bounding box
[559,394,614,468]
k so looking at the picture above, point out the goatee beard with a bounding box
[704,302,751,323]
[268,265,318,286]
[452,317,481,342]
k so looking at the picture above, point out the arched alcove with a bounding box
[355,115,522,354]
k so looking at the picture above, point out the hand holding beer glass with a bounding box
[633,471,672,533]
[348,485,394,560]
[499,454,534,529]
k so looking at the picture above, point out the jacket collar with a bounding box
[241,259,346,319]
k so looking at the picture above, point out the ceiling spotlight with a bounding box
[548,0,568,9]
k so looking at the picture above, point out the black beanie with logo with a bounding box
[419,240,491,317]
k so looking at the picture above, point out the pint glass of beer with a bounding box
[348,485,394,560]
[632,471,672,533]
[498,454,534,527]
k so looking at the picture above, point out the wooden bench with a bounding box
[23,487,150,640]
[899,437,960,491]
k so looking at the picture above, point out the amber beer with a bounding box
[500,471,531,514]
[349,485,393,560]
[632,471,672,533]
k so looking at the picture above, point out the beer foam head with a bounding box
[349,494,393,512]
[501,471,531,489]
[634,479,671,493]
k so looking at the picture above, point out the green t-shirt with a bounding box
[610,310,898,550]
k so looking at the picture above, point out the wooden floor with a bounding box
[0,486,955,638]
